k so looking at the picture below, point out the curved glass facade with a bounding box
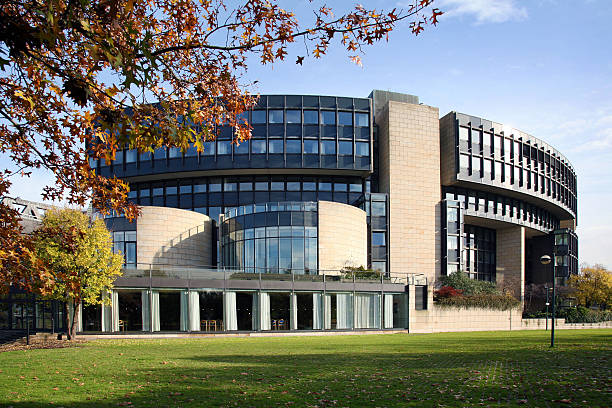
[93,95,373,178]
[451,112,577,219]
[220,202,318,274]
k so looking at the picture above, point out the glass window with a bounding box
[251,140,266,154]
[168,147,181,159]
[255,181,268,191]
[209,181,222,192]
[338,111,353,126]
[271,181,284,190]
[269,140,284,154]
[224,181,237,191]
[459,127,469,141]
[355,113,369,127]
[338,141,352,155]
[303,140,319,154]
[153,187,164,196]
[194,183,206,193]
[125,149,137,163]
[217,141,231,155]
[208,207,222,222]
[318,182,332,191]
[251,110,266,124]
[304,110,318,124]
[333,183,347,192]
[202,142,215,156]
[269,110,284,124]
[113,150,123,164]
[180,185,192,194]
[472,157,481,175]
[371,201,385,216]
[239,182,252,191]
[355,142,369,156]
[321,111,336,125]
[372,232,386,246]
[286,110,301,124]
[286,181,300,191]
[185,144,198,157]
[234,140,249,155]
[286,140,301,154]
[303,182,316,191]
[139,187,150,197]
[321,140,336,155]
[459,154,470,169]
[153,147,166,160]
[349,183,363,192]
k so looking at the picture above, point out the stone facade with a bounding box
[317,201,367,272]
[496,226,525,300]
[439,113,458,187]
[375,101,441,281]
[136,206,213,267]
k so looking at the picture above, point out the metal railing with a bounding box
[119,264,428,285]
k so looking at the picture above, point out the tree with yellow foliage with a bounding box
[568,264,612,309]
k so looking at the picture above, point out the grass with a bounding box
[0,330,611,407]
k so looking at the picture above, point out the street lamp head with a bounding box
[540,255,552,265]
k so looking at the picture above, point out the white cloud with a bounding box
[437,0,528,24]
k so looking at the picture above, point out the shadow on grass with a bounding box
[1,331,611,407]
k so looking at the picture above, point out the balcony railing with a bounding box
[118,264,428,286]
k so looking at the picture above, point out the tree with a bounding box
[0,0,442,293]
[568,264,612,309]
[32,208,123,339]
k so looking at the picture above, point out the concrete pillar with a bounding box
[496,226,525,301]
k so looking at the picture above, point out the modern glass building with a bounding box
[13,90,577,335]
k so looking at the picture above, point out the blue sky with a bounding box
[5,0,612,267]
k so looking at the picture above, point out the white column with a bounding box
[189,291,200,331]
[223,291,237,331]
[259,292,270,331]
[290,293,298,330]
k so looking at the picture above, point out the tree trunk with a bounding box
[64,302,72,340]
[69,301,79,340]
[64,301,79,340]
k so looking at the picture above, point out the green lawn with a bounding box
[0,330,611,407]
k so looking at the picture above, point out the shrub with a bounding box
[436,293,521,311]
[557,306,612,323]
[438,271,498,296]
[340,265,382,280]
[434,286,463,300]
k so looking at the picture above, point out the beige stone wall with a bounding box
[439,112,458,186]
[375,101,441,280]
[496,226,525,301]
[410,304,523,333]
[136,206,213,267]
[317,201,367,272]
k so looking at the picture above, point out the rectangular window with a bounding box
[269,140,284,154]
[303,182,316,191]
[180,185,192,194]
[321,111,336,125]
[371,201,385,216]
[239,182,253,191]
[355,113,369,127]
[168,147,181,159]
[251,110,266,124]
[321,140,336,155]
[217,141,231,155]
[459,127,469,142]
[338,141,352,155]
[286,139,301,154]
[372,232,385,246]
[318,182,332,191]
[269,110,284,124]
[125,149,137,163]
[286,110,301,123]
[202,142,215,155]
[153,147,166,160]
[251,140,266,154]
[223,181,237,191]
[234,140,249,155]
[303,140,319,154]
[194,183,206,193]
[338,111,353,126]
[303,110,318,124]
[355,142,369,156]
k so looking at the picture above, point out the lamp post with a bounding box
[540,254,555,347]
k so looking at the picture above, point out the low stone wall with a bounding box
[410,305,522,333]
[520,318,612,330]
[409,305,612,333]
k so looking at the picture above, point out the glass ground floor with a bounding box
[79,289,409,333]
[0,291,67,332]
